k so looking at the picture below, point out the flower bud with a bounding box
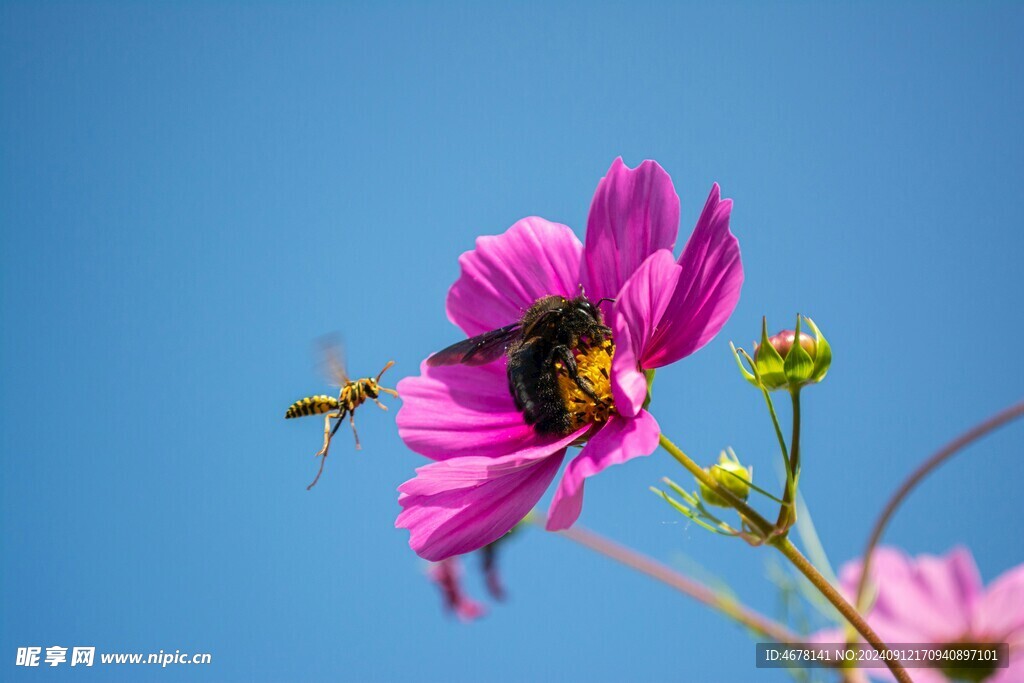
[757,330,816,362]
[698,450,752,508]
[731,315,831,392]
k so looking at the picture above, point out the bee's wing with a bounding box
[318,336,351,386]
[427,324,521,367]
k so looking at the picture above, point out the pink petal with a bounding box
[840,547,981,643]
[397,448,572,561]
[990,659,1024,683]
[894,671,947,683]
[643,183,743,368]
[609,250,682,418]
[446,217,583,337]
[397,360,584,461]
[579,158,680,307]
[973,562,1024,641]
[546,411,661,530]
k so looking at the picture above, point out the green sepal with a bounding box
[783,314,815,388]
[662,476,699,506]
[642,369,656,410]
[729,342,758,386]
[756,317,788,390]
[803,316,831,383]
[650,487,732,535]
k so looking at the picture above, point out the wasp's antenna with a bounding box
[596,297,616,306]
[375,360,395,382]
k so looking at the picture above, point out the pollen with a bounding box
[555,339,616,431]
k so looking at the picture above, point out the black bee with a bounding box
[428,294,613,435]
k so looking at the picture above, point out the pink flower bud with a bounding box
[757,330,817,361]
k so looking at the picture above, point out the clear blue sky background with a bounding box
[2,3,1022,681]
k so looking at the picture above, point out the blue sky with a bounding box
[2,2,1022,681]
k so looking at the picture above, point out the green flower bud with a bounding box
[698,450,753,508]
[757,330,816,362]
[731,315,831,392]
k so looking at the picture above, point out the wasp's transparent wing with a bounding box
[317,335,351,387]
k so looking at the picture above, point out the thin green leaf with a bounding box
[651,488,732,535]
[714,465,786,504]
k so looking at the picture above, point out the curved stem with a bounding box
[659,434,775,538]
[529,513,804,646]
[773,537,913,683]
[855,399,1024,611]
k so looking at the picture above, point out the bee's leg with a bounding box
[348,411,362,451]
[550,345,604,405]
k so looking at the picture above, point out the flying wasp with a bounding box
[285,345,398,489]
[428,294,614,435]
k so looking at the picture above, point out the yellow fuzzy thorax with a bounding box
[555,339,616,431]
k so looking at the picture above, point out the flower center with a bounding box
[554,339,616,431]
[937,641,1001,682]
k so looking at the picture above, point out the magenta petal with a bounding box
[610,250,682,417]
[397,360,585,461]
[546,411,660,531]
[397,448,574,561]
[579,158,680,306]
[644,183,743,368]
[973,562,1024,641]
[446,217,583,337]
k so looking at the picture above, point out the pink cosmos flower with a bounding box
[821,547,1024,683]
[396,158,743,561]
[428,558,486,622]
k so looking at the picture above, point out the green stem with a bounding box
[529,513,806,646]
[775,389,802,532]
[854,399,1024,612]
[660,433,909,682]
[761,386,790,469]
[773,537,913,683]
[659,434,774,538]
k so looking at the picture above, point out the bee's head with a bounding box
[571,295,614,322]
[575,298,599,320]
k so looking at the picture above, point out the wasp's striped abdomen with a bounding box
[285,395,341,419]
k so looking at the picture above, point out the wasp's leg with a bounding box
[549,345,605,405]
[348,410,362,450]
[318,410,343,458]
[308,409,344,490]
